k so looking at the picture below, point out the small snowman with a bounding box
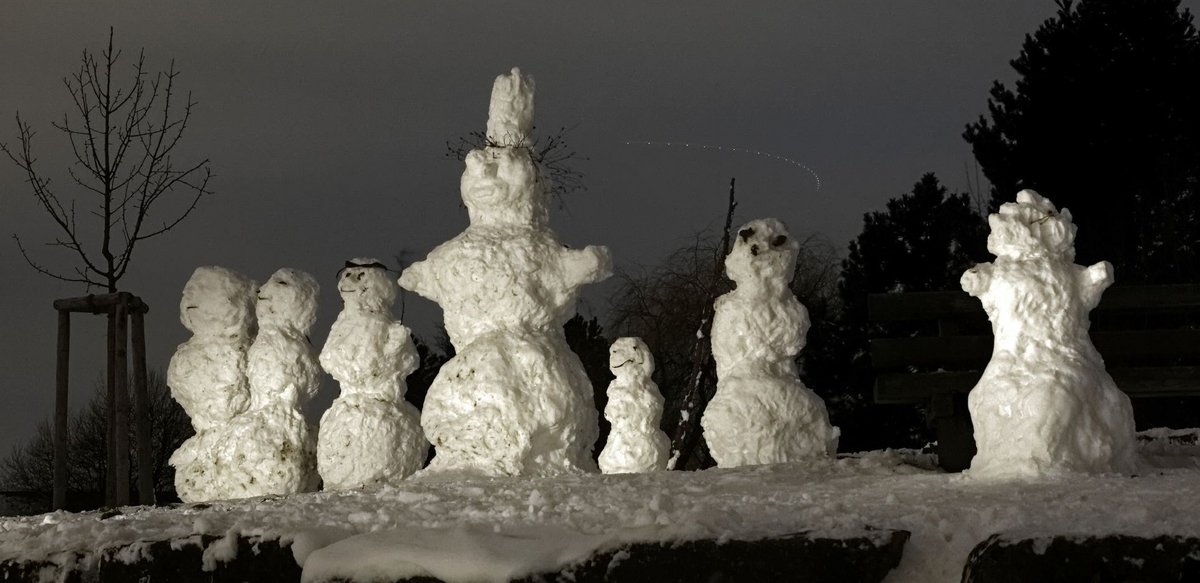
[702,218,838,467]
[168,266,257,503]
[217,268,321,497]
[962,190,1136,478]
[318,259,427,489]
[598,337,670,474]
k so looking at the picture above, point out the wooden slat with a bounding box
[53,292,148,314]
[874,366,1200,404]
[868,284,1200,323]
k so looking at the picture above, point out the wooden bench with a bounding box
[868,284,1200,471]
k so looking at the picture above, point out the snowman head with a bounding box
[337,258,397,312]
[461,147,548,227]
[256,268,319,332]
[987,190,1077,261]
[180,266,256,337]
[724,218,800,290]
[610,337,654,377]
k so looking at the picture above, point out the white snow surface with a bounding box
[319,259,427,489]
[961,190,1137,479]
[2,441,1198,583]
[598,338,670,474]
[217,268,322,499]
[168,266,257,503]
[398,68,610,477]
[703,218,839,466]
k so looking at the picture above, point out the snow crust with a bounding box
[398,68,611,477]
[702,218,838,466]
[218,268,322,498]
[961,190,1137,479]
[168,266,257,503]
[3,440,1198,583]
[318,259,427,489]
[597,338,670,474]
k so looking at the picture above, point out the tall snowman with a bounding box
[168,266,256,502]
[598,337,670,474]
[399,68,611,477]
[962,190,1136,478]
[217,268,322,497]
[318,259,427,488]
[702,219,838,467]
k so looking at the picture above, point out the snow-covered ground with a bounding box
[0,432,1197,583]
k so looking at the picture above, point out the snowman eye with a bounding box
[771,235,787,247]
[739,228,755,242]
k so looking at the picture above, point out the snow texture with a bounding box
[961,190,1137,478]
[168,266,257,503]
[3,438,1198,583]
[399,68,611,477]
[318,259,427,489]
[598,338,670,474]
[216,268,322,498]
[702,218,838,466]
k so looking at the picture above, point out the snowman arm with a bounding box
[562,245,613,287]
[960,263,993,297]
[398,260,439,303]
[1080,261,1114,308]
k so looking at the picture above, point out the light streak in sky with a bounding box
[623,140,821,193]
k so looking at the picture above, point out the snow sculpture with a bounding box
[217,268,322,497]
[598,338,670,474]
[962,190,1137,478]
[318,259,427,489]
[168,266,256,502]
[702,219,839,467]
[399,68,611,477]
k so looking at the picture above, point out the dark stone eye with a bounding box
[739,228,755,242]
[750,245,759,256]
[772,235,787,247]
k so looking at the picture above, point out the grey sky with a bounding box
[4,1,1179,455]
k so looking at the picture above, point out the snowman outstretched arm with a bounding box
[562,245,613,287]
[1080,261,1114,310]
[961,263,993,298]
[398,259,439,304]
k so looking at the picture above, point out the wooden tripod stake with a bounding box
[52,292,154,509]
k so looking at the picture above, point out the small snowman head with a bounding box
[336,258,397,312]
[256,268,319,332]
[724,218,800,290]
[609,337,654,378]
[461,147,547,227]
[987,190,1077,261]
[179,266,256,337]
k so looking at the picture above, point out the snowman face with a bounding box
[609,337,654,376]
[180,266,255,336]
[338,258,396,311]
[724,218,800,286]
[256,268,319,331]
[460,148,544,225]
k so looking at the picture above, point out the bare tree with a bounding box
[1,27,212,292]
[0,371,192,508]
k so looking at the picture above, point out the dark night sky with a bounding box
[5,1,1189,455]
